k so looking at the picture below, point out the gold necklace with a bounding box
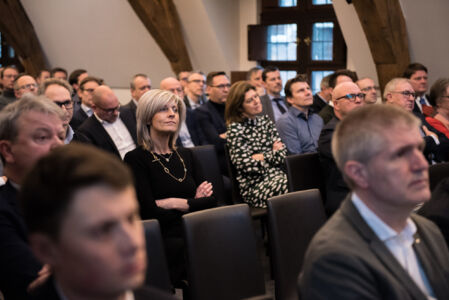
[150,149,187,182]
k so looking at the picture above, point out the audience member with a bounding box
[50,67,67,81]
[356,76,378,104]
[311,74,332,113]
[14,74,38,99]
[124,89,216,284]
[0,67,3,92]
[124,74,152,122]
[403,63,432,116]
[40,78,76,143]
[177,71,191,91]
[76,85,137,159]
[195,71,229,174]
[68,68,88,111]
[425,78,449,138]
[0,95,65,299]
[35,69,50,86]
[183,71,206,109]
[277,74,323,154]
[318,81,364,216]
[318,69,358,124]
[0,66,19,110]
[160,77,204,147]
[226,81,287,208]
[247,66,265,96]
[70,76,103,130]
[300,104,449,299]
[21,143,176,300]
[260,65,287,122]
[383,77,449,163]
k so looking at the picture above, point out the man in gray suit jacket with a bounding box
[300,104,449,299]
[260,66,288,122]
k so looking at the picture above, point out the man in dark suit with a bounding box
[21,144,176,300]
[123,73,152,124]
[70,76,103,130]
[0,95,65,299]
[300,104,449,299]
[311,73,332,113]
[160,76,204,147]
[383,77,449,163]
[183,71,207,109]
[318,82,364,216]
[68,68,88,113]
[75,85,137,159]
[259,65,287,122]
[0,65,19,110]
[403,63,433,116]
[195,71,229,173]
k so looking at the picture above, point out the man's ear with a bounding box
[286,96,294,106]
[29,233,58,266]
[344,160,369,189]
[0,140,14,164]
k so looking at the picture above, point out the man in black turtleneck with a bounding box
[194,71,230,174]
[0,65,19,110]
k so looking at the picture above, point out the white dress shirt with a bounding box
[352,193,436,299]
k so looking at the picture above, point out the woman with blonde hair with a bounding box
[124,89,216,284]
[225,81,287,208]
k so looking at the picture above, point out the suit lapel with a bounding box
[90,117,121,157]
[119,108,137,143]
[412,218,449,299]
[341,198,428,299]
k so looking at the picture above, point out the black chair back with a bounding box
[190,145,228,205]
[142,219,172,292]
[267,189,326,300]
[429,162,449,191]
[285,152,325,198]
[183,204,266,300]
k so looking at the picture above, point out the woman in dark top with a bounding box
[124,89,216,283]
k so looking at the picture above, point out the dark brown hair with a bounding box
[225,81,256,125]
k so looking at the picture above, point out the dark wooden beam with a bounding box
[128,0,192,74]
[352,0,410,91]
[0,0,46,76]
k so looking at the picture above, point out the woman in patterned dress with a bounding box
[225,81,288,208]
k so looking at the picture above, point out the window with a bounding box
[267,24,297,61]
[311,22,334,61]
[0,33,23,69]
[248,0,346,94]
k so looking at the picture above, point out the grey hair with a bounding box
[382,78,411,103]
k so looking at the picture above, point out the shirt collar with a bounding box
[64,125,74,144]
[94,112,119,125]
[289,106,309,119]
[351,192,416,242]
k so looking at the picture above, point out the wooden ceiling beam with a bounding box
[128,0,192,74]
[352,0,410,91]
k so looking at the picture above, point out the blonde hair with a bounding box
[136,89,186,151]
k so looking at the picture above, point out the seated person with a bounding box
[21,143,175,300]
[226,81,287,208]
[124,89,216,284]
[277,74,323,154]
[425,78,449,139]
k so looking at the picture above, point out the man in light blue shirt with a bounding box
[300,104,449,299]
[276,74,323,154]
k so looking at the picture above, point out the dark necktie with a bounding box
[273,98,286,114]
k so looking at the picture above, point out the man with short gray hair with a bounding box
[300,104,449,299]
[0,95,65,299]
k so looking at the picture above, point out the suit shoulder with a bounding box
[134,286,176,300]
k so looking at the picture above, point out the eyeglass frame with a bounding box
[334,93,366,102]
[390,91,416,98]
[54,99,73,110]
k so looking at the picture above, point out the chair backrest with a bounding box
[142,219,172,292]
[429,162,449,191]
[190,145,228,205]
[285,153,325,198]
[183,204,266,300]
[267,189,326,300]
[224,144,244,204]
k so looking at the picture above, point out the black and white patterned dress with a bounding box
[227,115,288,208]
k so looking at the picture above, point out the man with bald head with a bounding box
[318,81,365,216]
[14,74,38,99]
[160,77,204,147]
[384,78,449,163]
[75,86,137,159]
